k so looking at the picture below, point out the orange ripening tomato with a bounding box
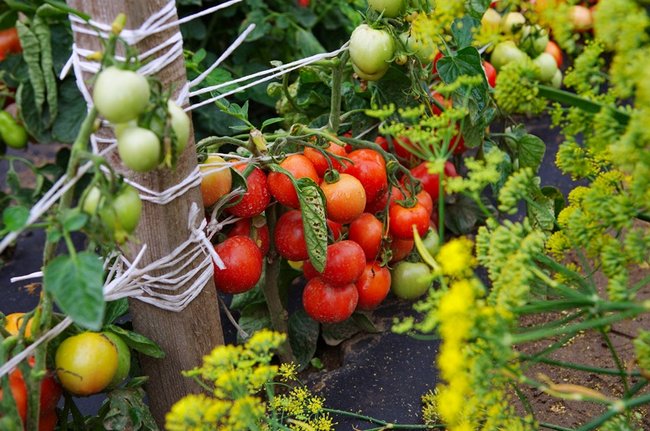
[545,41,563,68]
[0,28,21,61]
[199,155,232,207]
[4,313,34,339]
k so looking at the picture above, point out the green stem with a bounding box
[511,308,646,344]
[262,205,294,364]
[327,55,344,133]
[575,392,650,431]
[322,408,442,429]
[539,422,574,431]
[599,329,629,392]
[534,253,592,293]
[513,299,592,314]
[625,378,648,398]
[520,354,642,377]
[637,212,650,223]
[537,85,630,125]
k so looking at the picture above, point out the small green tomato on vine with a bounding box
[349,24,395,81]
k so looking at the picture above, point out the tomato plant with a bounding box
[303,141,347,177]
[200,155,233,207]
[102,332,131,389]
[302,240,366,286]
[167,100,191,152]
[409,160,457,201]
[99,184,143,242]
[348,212,384,261]
[390,261,432,299]
[213,235,263,294]
[367,0,405,18]
[226,166,270,217]
[320,173,366,224]
[302,277,358,323]
[490,41,527,71]
[55,332,119,396]
[92,67,151,124]
[388,201,430,240]
[355,262,391,310]
[267,154,319,209]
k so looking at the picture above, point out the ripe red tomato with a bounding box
[545,40,563,68]
[297,0,310,7]
[448,126,466,155]
[388,201,430,240]
[302,277,358,323]
[415,189,433,216]
[365,186,405,214]
[0,28,22,61]
[213,235,263,294]
[409,161,458,201]
[226,166,270,217]
[431,51,444,74]
[355,262,391,310]
[374,135,389,151]
[302,240,366,286]
[348,213,384,261]
[483,60,497,88]
[274,210,309,261]
[342,149,388,203]
[268,154,319,209]
[389,237,414,262]
[303,142,347,177]
[327,219,344,241]
[227,217,270,256]
[430,91,452,116]
[320,173,367,224]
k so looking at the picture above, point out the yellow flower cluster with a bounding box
[409,0,466,60]
[436,237,477,278]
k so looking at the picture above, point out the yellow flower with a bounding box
[436,385,466,424]
[437,238,477,277]
[165,394,227,431]
[279,362,299,381]
[246,329,286,354]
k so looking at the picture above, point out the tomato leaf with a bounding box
[44,252,105,330]
[451,16,480,49]
[541,186,566,219]
[296,177,328,273]
[105,325,165,359]
[295,27,325,57]
[103,299,130,325]
[288,309,320,370]
[96,386,158,431]
[61,208,88,232]
[517,134,546,173]
[444,194,489,235]
[237,303,272,344]
[230,284,266,311]
[16,21,45,116]
[321,319,361,346]
[33,14,58,125]
[51,77,86,144]
[3,205,29,232]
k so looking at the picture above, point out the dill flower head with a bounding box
[436,237,477,277]
[494,58,547,115]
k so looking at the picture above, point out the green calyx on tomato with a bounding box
[501,12,526,35]
[349,24,395,81]
[93,67,151,124]
[0,110,28,149]
[103,331,131,389]
[390,261,433,300]
[519,25,549,58]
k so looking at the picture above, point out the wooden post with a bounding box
[67,0,224,424]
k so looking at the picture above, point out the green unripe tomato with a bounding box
[490,41,528,71]
[103,332,131,389]
[99,184,142,243]
[353,63,389,81]
[93,67,150,123]
[82,186,102,215]
[349,24,395,79]
[0,110,28,149]
[533,52,558,82]
[117,126,161,172]
[55,332,119,396]
[519,25,549,58]
[167,100,190,153]
[481,8,502,32]
[421,229,440,257]
[113,120,137,139]
[390,261,432,300]
[368,0,405,18]
[399,31,435,63]
[501,12,526,34]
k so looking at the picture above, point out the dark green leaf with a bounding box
[351,312,379,333]
[451,16,480,49]
[44,252,105,330]
[528,191,555,232]
[3,206,29,231]
[468,0,491,18]
[15,22,45,116]
[261,117,284,131]
[61,208,88,232]
[517,134,546,172]
[541,186,566,218]
[230,284,266,311]
[437,46,484,85]
[295,28,325,57]
[444,194,488,235]
[289,309,320,370]
[296,178,328,273]
[52,77,86,144]
[322,319,361,346]
[104,299,129,325]
[237,303,272,343]
[105,325,165,359]
[100,386,158,430]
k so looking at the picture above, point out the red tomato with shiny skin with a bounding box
[415,189,433,216]
[0,28,21,61]
[348,213,384,261]
[227,217,270,256]
[430,91,452,116]
[449,127,466,155]
[355,262,391,310]
[268,154,319,209]
[342,149,388,203]
[303,142,347,177]
[374,135,389,151]
[302,240,366,286]
[410,161,458,201]
[302,277,358,323]
[389,237,414,262]
[320,173,367,224]
[213,236,263,294]
[483,60,497,88]
[365,186,405,214]
[226,166,270,217]
[432,51,444,74]
[388,202,430,240]
[274,210,309,261]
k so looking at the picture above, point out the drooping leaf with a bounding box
[61,208,88,232]
[295,28,325,57]
[288,309,320,370]
[44,252,105,330]
[296,177,328,273]
[528,190,555,233]
[15,21,45,115]
[52,77,86,144]
[517,134,546,172]
[99,386,158,431]
[33,14,57,125]
[105,324,165,359]
[230,284,266,311]
[103,299,129,325]
[322,319,361,346]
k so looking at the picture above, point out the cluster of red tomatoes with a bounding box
[200,133,459,324]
